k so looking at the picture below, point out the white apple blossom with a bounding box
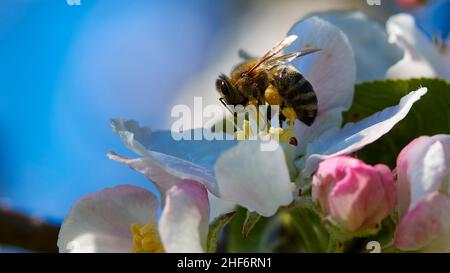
[58,180,210,253]
[309,11,403,83]
[107,16,427,219]
[386,13,450,81]
[395,135,450,252]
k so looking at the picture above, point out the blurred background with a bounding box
[0,0,439,247]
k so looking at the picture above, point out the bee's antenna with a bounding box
[219,97,240,132]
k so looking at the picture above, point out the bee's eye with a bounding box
[216,79,230,96]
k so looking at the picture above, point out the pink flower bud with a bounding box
[395,135,450,252]
[396,0,428,10]
[312,156,396,234]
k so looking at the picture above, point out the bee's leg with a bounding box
[273,66,318,127]
[267,105,272,128]
[263,84,281,128]
[248,97,259,106]
[281,105,298,146]
[279,110,286,128]
[282,107,297,123]
[287,119,298,146]
[264,84,281,106]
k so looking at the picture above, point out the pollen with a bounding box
[248,98,259,106]
[130,222,165,253]
[269,127,294,143]
[264,84,281,105]
[282,107,297,120]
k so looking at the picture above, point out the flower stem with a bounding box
[283,207,329,252]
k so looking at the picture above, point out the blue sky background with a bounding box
[0,0,234,222]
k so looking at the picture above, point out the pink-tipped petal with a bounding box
[395,192,450,252]
[58,185,157,253]
[396,135,450,218]
[159,180,210,253]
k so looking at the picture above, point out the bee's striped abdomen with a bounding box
[273,66,318,126]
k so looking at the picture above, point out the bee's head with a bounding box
[215,74,245,106]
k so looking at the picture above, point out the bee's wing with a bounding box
[265,48,321,68]
[246,35,298,74]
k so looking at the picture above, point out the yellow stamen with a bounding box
[235,120,253,141]
[269,127,294,143]
[130,222,165,253]
[131,223,141,234]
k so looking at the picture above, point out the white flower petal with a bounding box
[110,118,151,157]
[409,140,450,209]
[302,87,428,177]
[214,141,293,217]
[110,118,236,170]
[149,130,238,172]
[159,180,210,253]
[386,50,438,80]
[386,14,450,81]
[109,118,231,196]
[397,135,450,217]
[287,16,356,114]
[58,185,157,253]
[208,193,236,222]
[108,151,219,196]
[395,192,450,252]
[293,108,343,157]
[287,16,356,153]
[312,11,403,82]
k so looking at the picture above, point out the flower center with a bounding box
[130,222,165,253]
[235,120,254,140]
[235,116,297,145]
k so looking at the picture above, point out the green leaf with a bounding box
[343,78,450,167]
[242,211,261,238]
[226,207,270,252]
[206,212,235,253]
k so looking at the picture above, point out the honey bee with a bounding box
[216,35,320,126]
